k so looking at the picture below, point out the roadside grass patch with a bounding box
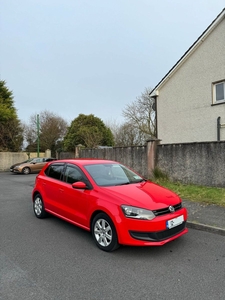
[152,179,225,207]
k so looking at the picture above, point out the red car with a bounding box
[32,159,188,251]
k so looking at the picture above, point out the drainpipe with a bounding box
[154,96,158,139]
[151,94,158,139]
[217,116,225,141]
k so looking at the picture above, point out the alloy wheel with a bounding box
[94,218,112,247]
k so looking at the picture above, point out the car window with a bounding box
[64,165,84,184]
[45,158,55,162]
[32,158,43,163]
[45,164,64,180]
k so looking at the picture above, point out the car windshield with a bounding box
[84,163,144,187]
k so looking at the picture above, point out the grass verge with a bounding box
[152,179,225,207]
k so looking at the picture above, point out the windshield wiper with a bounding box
[136,179,147,183]
[116,182,130,186]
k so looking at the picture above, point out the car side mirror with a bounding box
[72,181,87,189]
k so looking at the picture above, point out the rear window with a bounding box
[45,164,64,180]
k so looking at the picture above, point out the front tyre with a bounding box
[33,194,47,219]
[22,167,30,175]
[91,213,119,252]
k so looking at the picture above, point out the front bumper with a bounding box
[12,169,21,173]
[129,221,186,242]
[116,207,188,246]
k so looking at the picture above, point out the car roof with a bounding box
[51,159,118,166]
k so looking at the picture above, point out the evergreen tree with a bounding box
[0,80,23,151]
[64,114,114,150]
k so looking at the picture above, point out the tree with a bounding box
[122,87,156,138]
[64,114,114,150]
[24,110,68,155]
[0,80,23,151]
[107,120,149,147]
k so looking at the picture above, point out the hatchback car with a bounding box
[32,159,188,251]
[10,158,34,172]
[13,157,56,174]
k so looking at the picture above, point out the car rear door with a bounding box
[59,164,92,228]
[41,163,65,212]
[31,158,46,172]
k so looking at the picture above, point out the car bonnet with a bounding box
[99,181,181,210]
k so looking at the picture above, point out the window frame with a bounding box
[212,80,225,105]
[45,163,65,181]
[63,163,92,189]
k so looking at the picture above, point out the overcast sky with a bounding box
[1,0,224,126]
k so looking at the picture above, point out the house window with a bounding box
[213,81,225,104]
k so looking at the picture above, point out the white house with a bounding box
[150,8,225,144]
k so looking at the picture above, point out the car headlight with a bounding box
[121,205,155,220]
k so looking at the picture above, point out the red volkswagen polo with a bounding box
[32,159,188,251]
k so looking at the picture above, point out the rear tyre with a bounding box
[91,213,120,252]
[22,167,30,175]
[33,194,47,219]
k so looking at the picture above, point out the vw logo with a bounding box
[169,205,175,213]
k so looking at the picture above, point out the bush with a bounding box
[152,167,169,180]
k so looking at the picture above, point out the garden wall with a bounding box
[2,141,224,187]
[156,141,225,187]
[0,152,46,171]
[79,141,225,187]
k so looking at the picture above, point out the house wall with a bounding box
[157,18,225,144]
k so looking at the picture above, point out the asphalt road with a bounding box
[1,172,225,300]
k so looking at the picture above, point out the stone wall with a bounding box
[0,152,45,171]
[157,141,225,187]
[2,141,224,187]
[79,140,159,178]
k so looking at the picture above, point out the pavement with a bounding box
[183,199,225,236]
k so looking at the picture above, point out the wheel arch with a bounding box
[22,166,31,174]
[32,190,42,202]
[90,207,122,243]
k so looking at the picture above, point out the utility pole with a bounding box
[37,114,40,157]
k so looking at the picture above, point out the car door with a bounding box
[30,158,46,173]
[41,163,65,213]
[59,164,92,227]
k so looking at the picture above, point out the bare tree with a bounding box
[122,87,156,138]
[106,120,148,146]
[24,110,68,154]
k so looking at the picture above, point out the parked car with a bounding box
[32,159,188,251]
[12,157,56,174]
[10,158,34,172]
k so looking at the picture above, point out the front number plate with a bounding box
[166,215,184,229]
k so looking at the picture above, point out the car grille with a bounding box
[129,222,186,242]
[153,203,182,216]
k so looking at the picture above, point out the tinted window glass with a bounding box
[46,164,64,180]
[64,165,84,184]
